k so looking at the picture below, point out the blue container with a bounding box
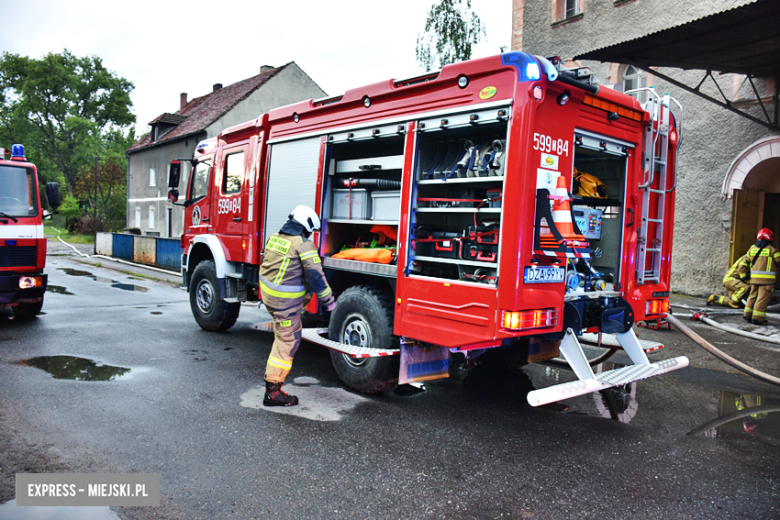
[113,233,134,261]
[156,238,182,269]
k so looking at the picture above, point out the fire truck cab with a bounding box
[172,52,688,405]
[0,145,60,319]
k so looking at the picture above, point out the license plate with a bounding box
[524,266,565,284]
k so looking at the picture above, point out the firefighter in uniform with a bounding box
[707,254,749,308]
[743,228,779,326]
[259,205,336,406]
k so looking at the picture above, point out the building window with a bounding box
[149,207,156,228]
[554,0,582,23]
[623,65,648,103]
[563,0,579,18]
[150,168,156,187]
[135,207,141,228]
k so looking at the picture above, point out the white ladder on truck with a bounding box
[627,88,683,285]
[526,328,688,407]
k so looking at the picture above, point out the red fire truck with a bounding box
[0,145,60,319]
[169,52,688,405]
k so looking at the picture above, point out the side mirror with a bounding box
[168,160,182,188]
[167,189,179,203]
[46,182,61,209]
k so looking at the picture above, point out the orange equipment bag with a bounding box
[332,248,395,264]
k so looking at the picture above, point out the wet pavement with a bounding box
[0,257,778,519]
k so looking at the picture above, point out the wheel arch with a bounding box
[186,235,239,281]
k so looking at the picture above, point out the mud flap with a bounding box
[399,342,449,385]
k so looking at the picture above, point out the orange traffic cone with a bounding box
[537,175,588,250]
[550,176,587,247]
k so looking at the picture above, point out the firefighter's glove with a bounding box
[325,300,337,312]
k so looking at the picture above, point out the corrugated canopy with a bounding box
[575,0,780,78]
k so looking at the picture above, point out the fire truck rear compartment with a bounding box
[570,141,628,293]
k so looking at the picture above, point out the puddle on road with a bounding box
[47,285,73,295]
[240,376,368,421]
[0,500,119,519]
[15,356,131,381]
[58,268,148,292]
[689,391,780,441]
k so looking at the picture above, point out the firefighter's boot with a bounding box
[263,381,299,407]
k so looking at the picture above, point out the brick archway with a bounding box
[722,136,780,199]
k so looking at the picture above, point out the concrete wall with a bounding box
[127,137,200,239]
[205,63,326,135]
[515,0,779,296]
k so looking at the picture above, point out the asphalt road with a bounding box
[1,256,779,520]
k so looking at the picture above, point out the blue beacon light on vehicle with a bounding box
[11,144,25,159]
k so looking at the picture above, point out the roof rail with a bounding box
[393,70,440,88]
[312,94,344,107]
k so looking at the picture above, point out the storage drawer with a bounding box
[371,190,401,220]
[332,189,369,219]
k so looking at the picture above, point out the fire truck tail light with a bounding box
[19,277,42,289]
[502,309,557,331]
[646,299,669,316]
[532,85,544,102]
[670,128,679,145]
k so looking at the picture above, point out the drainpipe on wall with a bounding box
[126,154,130,229]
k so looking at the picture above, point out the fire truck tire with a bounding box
[328,285,398,394]
[189,260,240,332]
[12,299,43,320]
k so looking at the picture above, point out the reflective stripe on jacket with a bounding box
[723,255,749,284]
[259,232,335,310]
[746,244,780,285]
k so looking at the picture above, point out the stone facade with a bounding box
[513,0,779,296]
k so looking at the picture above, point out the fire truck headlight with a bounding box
[532,85,544,102]
[19,277,41,289]
[526,63,540,81]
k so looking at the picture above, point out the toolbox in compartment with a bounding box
[415,231,460,259]
[461,242,498,262]
[332,189,370,220]
[371,190,401,220]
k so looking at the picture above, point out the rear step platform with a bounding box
[578,332,664,353]
[256,323,400,358]
[527,328,688,407]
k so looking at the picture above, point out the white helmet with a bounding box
[289,205,321,234]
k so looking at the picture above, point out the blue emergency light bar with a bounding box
[11,144,25,159]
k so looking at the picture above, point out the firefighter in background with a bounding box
[259,205,336,406]
[743,228,780,326]
[707,254,749,308]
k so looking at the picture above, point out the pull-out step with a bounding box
[527,328,688,407]
[256,323,400,358]
[578,332,664,353]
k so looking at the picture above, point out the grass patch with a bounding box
[44,223,95,244]
[118,270,162,282]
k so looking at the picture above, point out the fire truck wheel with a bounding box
[189,260,240,332]
[12,299,43,320]
[328,285,398,394]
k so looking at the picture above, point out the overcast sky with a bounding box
[1,0,511,136]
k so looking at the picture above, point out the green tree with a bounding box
[416,0,486,72]
[0,49,135,194]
